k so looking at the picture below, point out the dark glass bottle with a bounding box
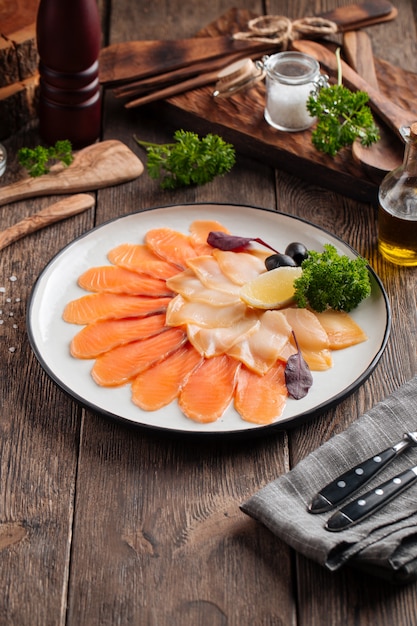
[378,122,417,266]
[36,0,102,148]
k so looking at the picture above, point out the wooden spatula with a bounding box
[291,40,416,142]
[343,30,403,177]
[0,140,144,207]
[0,194,95,251]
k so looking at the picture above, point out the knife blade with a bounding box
[308,432,417,514]
[325,466,417,532]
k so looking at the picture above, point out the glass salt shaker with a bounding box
[263,51,326,132]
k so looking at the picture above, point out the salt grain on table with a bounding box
[1,277,21,354]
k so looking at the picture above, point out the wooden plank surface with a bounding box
[158,8,416,202]
[0,1,416,625]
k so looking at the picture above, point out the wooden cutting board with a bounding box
[157,8,416,203]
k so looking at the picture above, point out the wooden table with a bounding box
[1,1,416,624]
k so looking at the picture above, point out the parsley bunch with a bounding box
[294,244,371,312]
[306,49,380,156]
[18,140,73,177]
[135,130,236,189]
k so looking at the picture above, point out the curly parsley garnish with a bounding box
[294,244,371,312]
[18,140,73,177]
[306,49,380,156]
[134,130,236,189]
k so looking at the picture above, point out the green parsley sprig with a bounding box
[18,140,73,177]
[294,244,371,312]
[306,49,380,156]
[134,130,236,189]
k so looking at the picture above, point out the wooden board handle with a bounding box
[343,30,379,89]
[320,0,397,31]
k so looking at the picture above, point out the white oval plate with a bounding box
[27,204,391,435]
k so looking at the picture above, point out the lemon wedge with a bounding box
[240,266,303,309]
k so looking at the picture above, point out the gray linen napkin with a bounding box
[241,376,417,583]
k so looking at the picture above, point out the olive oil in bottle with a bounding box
[378,122,417,266]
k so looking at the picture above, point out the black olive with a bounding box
[284,242,308,266]
[265,253,297,270]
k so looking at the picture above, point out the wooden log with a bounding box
[0,1,40,136]
[0,74,39,140]
[0,23,39,87]
[0,0,40,86]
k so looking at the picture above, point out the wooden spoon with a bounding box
[291,40,416,142]
[0,194,94,251]
[343,30,403,179]
[0,140,144,207]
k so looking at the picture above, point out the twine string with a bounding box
[233,15,338,49]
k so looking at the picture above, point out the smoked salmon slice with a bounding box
[281,308,330,351]
[91,327,187,386]
[188,219,230,255]
[70,313,168,358]
[234,362,288,424]
[281,308,333,370]
[178,354,240,423]
[77,265,173,296]
[165,294,247,329]
[227,310,293,375]
[186,312,259,357]
[313,309,368,349]
[166,269,240,306]
[145,227,201,268]
[131,342,203,410]
[185,255,241,294]
[299,348,333,371]
[63,293,172,325]
[212,249,266,285]
[107,243,180,279]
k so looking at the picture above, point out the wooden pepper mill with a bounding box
[36,0,102,148]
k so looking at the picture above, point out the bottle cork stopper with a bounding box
[410,122,417,138]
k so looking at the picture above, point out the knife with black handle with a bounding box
[308,432,417,514]
[325,466,417,532]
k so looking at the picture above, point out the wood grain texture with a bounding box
[0,0,40,135]
[0,0,39,36]
[0,1,416,625]
[0,140,144,206]
[0,194,95,251]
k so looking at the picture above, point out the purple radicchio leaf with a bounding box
[284,331,313,400]
[207,231,278,252]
